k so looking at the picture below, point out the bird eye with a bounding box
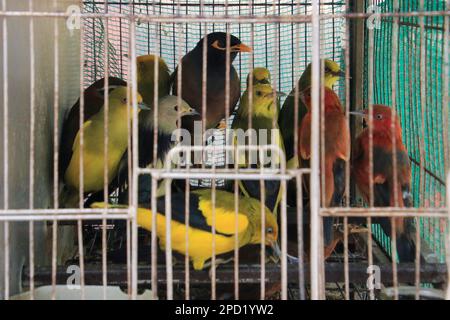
[256,91,262,97]
[266,227,273,234]
[376,114,383,120]
[122,97,127,104]
[325,67,331,73]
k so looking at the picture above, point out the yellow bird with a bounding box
[61,87,148,207]
[136,54,172,107]
[92,189,279,270]
[231,76,285,215]
[246,67,272,86]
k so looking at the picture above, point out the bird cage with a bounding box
[0,0,449,301]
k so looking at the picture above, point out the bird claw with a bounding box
[206,257,234,279]
[349,225,369,234]
[337,224,369,235]
[286,254,300,265]
[271,241,299,265]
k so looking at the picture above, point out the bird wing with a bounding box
[196,191,250,235]
[333,114,350,161]
[72,120,93,152]
[279,92,309,162]
[299,113,311,160]
[152,191,249,237]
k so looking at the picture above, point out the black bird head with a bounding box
[193,32,252,63]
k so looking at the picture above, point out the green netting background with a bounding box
[364,0,449,262]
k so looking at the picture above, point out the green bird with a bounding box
[136,55,171,107]
[246,67,272,86]
[231,70,285,215]
[60,87,149,207]
[59,77,127,185]
[59,55,171,207]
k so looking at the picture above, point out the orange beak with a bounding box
[231,43,252,53]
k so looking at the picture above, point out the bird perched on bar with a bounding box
[172,32,252,134]
[298,86,350,259]
[231,71,285,215]
[59,87,149,207]
[92,189,279,271]
[351,105,415,262]
[117,95,199,203]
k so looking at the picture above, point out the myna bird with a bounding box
[231,77,285,215]
[59,87,149,207]
[92,189,279,271]
[298,86,350,259]
[351,105,415,262]
[172,32,252,133]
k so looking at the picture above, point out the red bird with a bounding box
[351,105,415,262]
[299,86,350,259]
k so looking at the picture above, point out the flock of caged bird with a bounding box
[58,32,416,272]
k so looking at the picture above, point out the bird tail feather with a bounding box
[91,202,154,232]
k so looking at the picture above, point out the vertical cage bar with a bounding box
[390,0,400,300]
[77,4,86,299]
[418,1,428,301]
[28,0,35,300]
[366,0,376,301]
[51,0,60,299]
[130,15,139,301]
[164,179,174,300]
[2,0,9,301]
[343,0,352,301]
[309,0,323,300]
[102,1,110,300]
[295,172,305,300]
